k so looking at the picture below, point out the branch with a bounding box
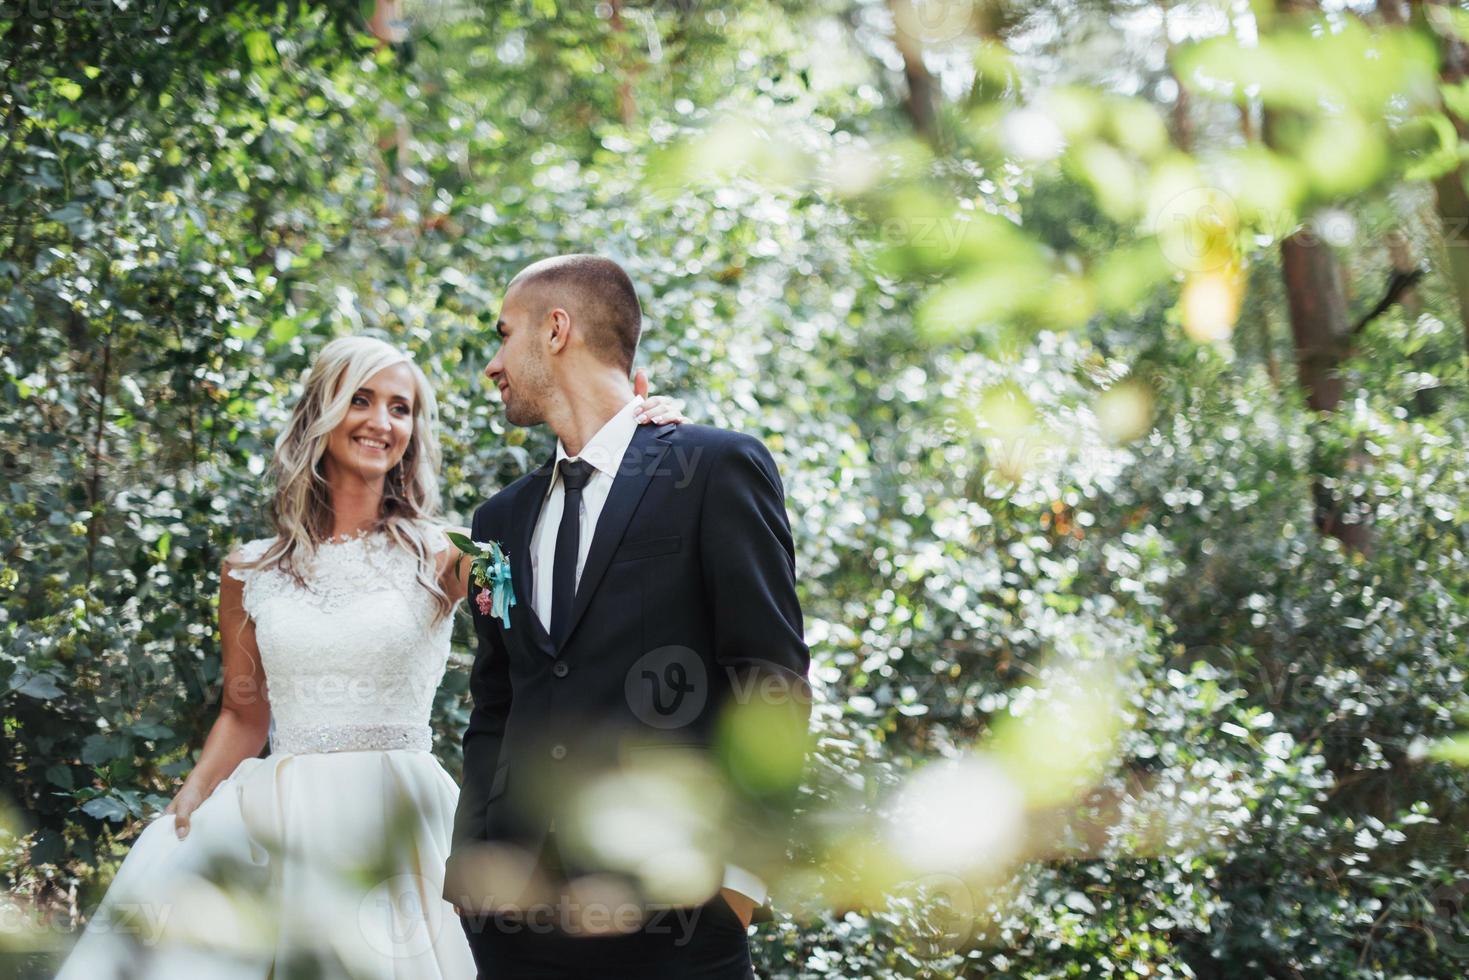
[1352,265,1426,335]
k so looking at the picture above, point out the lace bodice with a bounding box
[227,529,457,754]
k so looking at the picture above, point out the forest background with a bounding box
[4,0,1469,977]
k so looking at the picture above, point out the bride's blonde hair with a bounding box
[237,335,453,622]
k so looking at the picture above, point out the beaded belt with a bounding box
[271,722,432,755]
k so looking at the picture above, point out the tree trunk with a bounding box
[1431,170,1469,354]
[1160,1,1194,153]
[1278,231,1372,550]
[1263,83,1371,549]
[887,0,942,148]
[1260,306,1281,389]
[1278,231,1350,413]
[608,0,639,125]
[86,332,111,585]
[1421,0,1469,353]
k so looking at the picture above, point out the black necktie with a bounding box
[550,458,595,646]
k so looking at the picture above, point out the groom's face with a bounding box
[485,283,554,426]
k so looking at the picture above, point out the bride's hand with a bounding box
[164,784,208,839]
[632,368,690,425]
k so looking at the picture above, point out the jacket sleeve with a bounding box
[697,434,811,865]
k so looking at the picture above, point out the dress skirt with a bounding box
[54,748,476,979]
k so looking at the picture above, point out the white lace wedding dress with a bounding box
[55,530,476,979]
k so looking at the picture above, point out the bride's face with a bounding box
[322,362,417,485]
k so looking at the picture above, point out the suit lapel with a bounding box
[560,423,670,650]
[509,455,556,658]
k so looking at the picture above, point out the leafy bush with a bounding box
[4,4,1467,979]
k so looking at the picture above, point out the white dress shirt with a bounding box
[530,395,768,909]
[529,396,643,629]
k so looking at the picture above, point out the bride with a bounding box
[55,335,685,979]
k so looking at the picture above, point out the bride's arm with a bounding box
[162,555,272,839]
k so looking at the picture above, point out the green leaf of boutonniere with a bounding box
[448,532,515,629]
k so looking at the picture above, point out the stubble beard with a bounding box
[504,397,542,427]
[504,355,554,428]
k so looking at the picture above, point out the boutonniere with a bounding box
[447,532,515,629]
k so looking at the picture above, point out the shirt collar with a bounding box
[548,396,643,492]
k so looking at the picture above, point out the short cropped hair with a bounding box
[510,254,642,374]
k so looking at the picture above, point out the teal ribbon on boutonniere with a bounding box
[447,531,515,630]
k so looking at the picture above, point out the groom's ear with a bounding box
[545,306,572,354]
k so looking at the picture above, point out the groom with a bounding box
[445,254,811,978]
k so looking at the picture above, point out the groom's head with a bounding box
[485,254,642,426]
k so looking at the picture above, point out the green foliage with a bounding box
[3,3,1468,979]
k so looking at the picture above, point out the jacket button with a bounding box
[552,661,569,678]
[550,744,567,760]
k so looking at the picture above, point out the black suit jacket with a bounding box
[444,421,810,911]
